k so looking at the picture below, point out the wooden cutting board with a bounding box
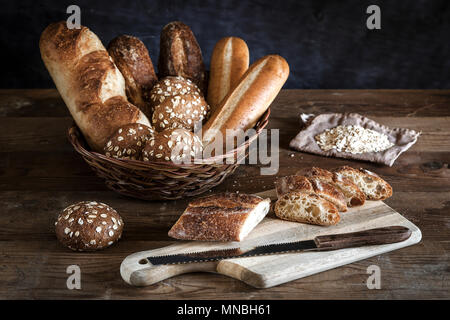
[121,189,422,288]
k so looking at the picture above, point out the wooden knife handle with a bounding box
[314,226,412,250]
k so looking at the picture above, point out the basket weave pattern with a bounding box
[68,109,270,200]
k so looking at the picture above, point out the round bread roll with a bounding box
[104,123,155,160]
[151,94,209,132]
[55,201,124,251]
[142,128,203,163]
[149,76,201,112]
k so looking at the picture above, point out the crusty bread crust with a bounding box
[108,35,158,117]
[40,22,150,151]
[168,193,270,241]
[201,55,289,146]
[275,192,340,226]
[158,21,207,93]
[207,37,249,111]
[333,166,393,200]
[296,167,365,207]
[276,174,347,212]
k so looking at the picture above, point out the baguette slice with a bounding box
[207,37,249,111]
[275,192,340,226]
[168,193,270,242]
[296,167,365,207]
[275,175,347,212]
[333,166,393,200]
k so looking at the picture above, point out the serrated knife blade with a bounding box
[146,240,318,265]
[145,226,412,265]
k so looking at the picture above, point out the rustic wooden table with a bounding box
[0,89,449,299]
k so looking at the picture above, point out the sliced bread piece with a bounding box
[274,192,340,226]
[297,167,365,207]
[333,166,393,200]
[168,192,271,242]
[276,174,347,212]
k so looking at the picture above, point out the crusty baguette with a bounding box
[40,22,150,151]
[296,167,365,207]
[333,166,393,200]
[275,174,347,212]
[158,21,207,93]
[168,193,270,241]
[107,35,158,117]
[275,192,340,226]
[207,37,249,111]
[201,55,289,146]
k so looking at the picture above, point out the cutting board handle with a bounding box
[314,226,412,250]
[120,248,219,286]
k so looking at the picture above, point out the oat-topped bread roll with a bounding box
[149,76,202,112]
[168,193,271,241]
[297,167,365,207]
[207,37,249,111]
[275,192,340,226]
[104,123,155,160]
[142,128,202,163]
[333,166,393,200]
[275,175,347,212]
[108,35,158,117]
[39,22,150,152]
[152,94,209,132]
[55,201,124,251]
[158,21,207,93]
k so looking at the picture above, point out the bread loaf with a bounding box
[40,22,150,151]
[107,35,158,117]
[149,76,201,113]
[274,192,340,226]
[152,94,209,132]
[296,167,365,207]
[333,166,393,200]
[275,175,347,212]
[207,37,249,111]
[55,201,124,251]
[142,128,203,163]
[168,193,271,241]
[104,123,155,160]
[158,21,207,93]
[201,55,289,146]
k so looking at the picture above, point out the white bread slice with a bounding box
[333,166,393,200]
[274,192,340,226]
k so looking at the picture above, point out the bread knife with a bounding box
[146,226,411,265]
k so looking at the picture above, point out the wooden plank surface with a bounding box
[120,193,422,288]
[0,89,449,299]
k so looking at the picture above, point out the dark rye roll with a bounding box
[168,192,271,241]
[158,21,207,93]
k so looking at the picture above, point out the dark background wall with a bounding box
[1,0,449,89]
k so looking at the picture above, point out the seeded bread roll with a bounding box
[39,22,150,152]
[275,175,347,212]
[333,166,393,200]
[149,76,201,113]
[296,167,365,207]
[168,193,271,241]
[142,128,203,163]
[152,94,209,132]
[158,21,207,93]
[55,201,124,251]
[207,37,249,111]
[107,35,158,117]
[104,123,155,160]
[275,192,340,226]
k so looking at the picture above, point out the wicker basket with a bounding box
[68,109,270,200]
